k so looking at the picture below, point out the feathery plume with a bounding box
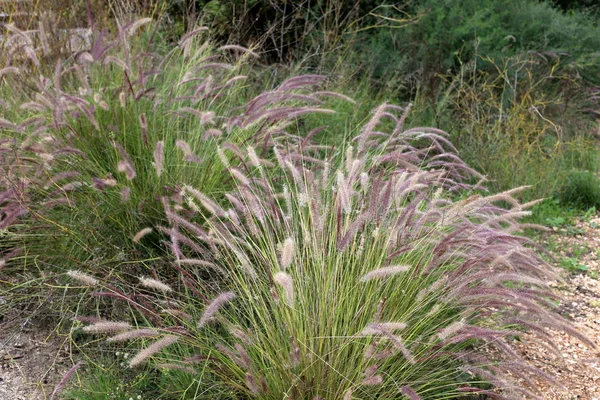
[280,237,295,269]
[117,161,136,180]
[230,167,251,186]
[437,319,466,341]
[343,389,353,400]
[67,270,99,286]
[50,361,82,400]
[362,365,383,386]
[360,322,407,336]
[127,18,152,36]
[247,146,261,167]
[140,113,148,146]
[154,141,164,177]
[83,321,131,334]
[217,147,230,167]
[129,335,179,367]
[198,291,236,327]
[139,277,172,293]
[401,386,421,400]
[119,92,127,107]
[246,373,261,395]
[133,227,153,243]
[121,187,131,202]
[360,265,411,282]
[273,272,294,305]
[337,170,351,214]
[106,328,160,342]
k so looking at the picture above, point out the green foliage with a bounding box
[557,170,600,210]
[62,356,159,400]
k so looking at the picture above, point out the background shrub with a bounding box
[557,170,600,210]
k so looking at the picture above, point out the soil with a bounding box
[0,316,74,399]
[1,216,600,399]
[511,215,600,400]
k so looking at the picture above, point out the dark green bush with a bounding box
[557,170,600,209]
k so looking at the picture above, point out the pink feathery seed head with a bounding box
[117,161,136,180]
[437,319,466,340]
[234,343,253,370]
[246,373,261,395]
[154,141,164,177]
[360,265,411,282]
[106,328,160,342]
[139,113,148,146]
[133,227,153,243]
[119,92,127,107]
[184,185,226,216]
[217,147,230,167]
[279,237,295,269]
[401,386,421,400]
[82,321,131,334]
[198,291,236,328]
[247,146,261,167]
[362,365,383,386]
[336,170,351,214]
[176,140,192,156]
[229,325,254,345]
[273,271,294,305]
[360,322,407,336]
[139,276,172,293]
[127,17,152,36]
[345,146,354,172]
[66,270,99,286]
[278,74,327,91]
[202,128,222,140]
[230,167,251,186]
[50,361,82,400]
[129,335,179,367]
[121,187,131,202]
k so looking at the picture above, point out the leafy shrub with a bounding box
[557,170,600,209]
[68,104,590,399]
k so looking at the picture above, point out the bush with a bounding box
[67,104,590,399]
[557,170,600,209]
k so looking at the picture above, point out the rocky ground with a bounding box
[0,319,72,400]
[513,215,600,399]
[2,216,600,399]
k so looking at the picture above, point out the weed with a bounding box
[559,257,590,273]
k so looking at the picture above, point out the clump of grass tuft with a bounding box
[557,170,600,210]
[70,103,588,399]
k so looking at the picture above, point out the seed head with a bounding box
[67,270,99,286]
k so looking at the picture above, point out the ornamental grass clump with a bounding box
[72,103,590,399]
[0,19,341,274]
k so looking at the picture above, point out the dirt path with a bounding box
[0,321,71,400]
[513,215,600,399]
